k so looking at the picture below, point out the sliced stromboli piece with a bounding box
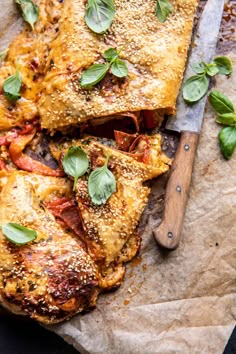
[0,0,199,326]
[58,137,170,265]
[0,171,100,324]
[48,134,170,289]
[0,0,64,131]
[45,195,142,290]
[28,171,143,290]
[39,0,197,131]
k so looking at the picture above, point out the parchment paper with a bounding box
[1,1,235,353]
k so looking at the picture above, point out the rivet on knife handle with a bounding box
[153,131,199,250]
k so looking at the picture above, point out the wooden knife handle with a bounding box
[153,131,199,250]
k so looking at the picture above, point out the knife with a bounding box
[153,0,225,250]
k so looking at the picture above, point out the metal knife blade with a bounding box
[166,0,225,133]
[153,0,225,250]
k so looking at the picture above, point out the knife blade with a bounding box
[153,0,225,250]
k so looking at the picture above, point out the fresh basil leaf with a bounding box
[191,62,206,75]
[3,70,22,101]
[209,91,235,114]
[205,63,219,77]
[15,0,39,30]
[216,113,236,126]
[0,49,8,64]
[218,126,236,160]
[183,75,208,103]
[156,0,172,23]
[1,223,37,245]
[85,0,115,34]
[88,155,116,205]
[111,59,128,78]
[62,146,89,190]
[103,48,118,62]
[213,56,232,76]
[80,63,109,88]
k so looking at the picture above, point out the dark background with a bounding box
[0,314,78,354]
[0,313,235,354]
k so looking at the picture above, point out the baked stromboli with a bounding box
[49,135,171,290]
[0,172,100,324]
[0,0,198,323]
[39,0,197,131]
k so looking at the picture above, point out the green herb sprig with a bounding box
[183,56,232,103]
[2,68,22,101]
[209,91,236,160]
[85,0,115,34]
[156,0,172,23]
[80,47,128,88]
[88,154,116,205]
[62,146,116,205]
[1,223,37,245]
[62,146,89,191]
[16,0,39,30]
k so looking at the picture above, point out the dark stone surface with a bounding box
[0,315,78,354]
[223,326,236,354]
[0,312,235,354]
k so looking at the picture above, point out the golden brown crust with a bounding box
[115,231,141,265]
[48,135,168,291]
[74,138,170,265]
[0,0,63,131]
[0,133,170,322]
[0,167,146,321]
[0,172,100,324]
[39,0,197,130]
[0,0,184,324]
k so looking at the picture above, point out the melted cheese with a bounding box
[0,0,63,130]
[0,172,100,324]
[0,0,194,323]
[39,0,197,130]
[65,137,170,266]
